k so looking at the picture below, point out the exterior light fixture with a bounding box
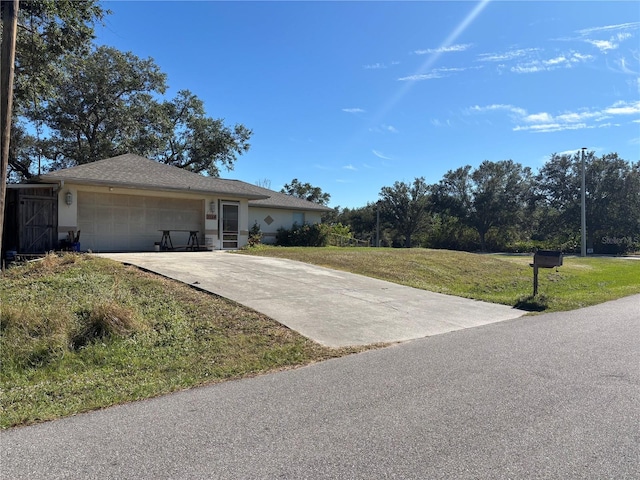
[65,191,73,206]
[210,201,216,212]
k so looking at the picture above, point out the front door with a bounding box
[221,202,239,249]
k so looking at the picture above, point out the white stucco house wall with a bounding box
[29,153,331,252]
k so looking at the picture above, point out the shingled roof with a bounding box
[37,154,332,211]
[38,153,270,200]
[248,186,332,212]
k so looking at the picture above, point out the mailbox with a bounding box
[533,250,563,268]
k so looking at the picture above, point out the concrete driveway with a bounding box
[98,251,526,347]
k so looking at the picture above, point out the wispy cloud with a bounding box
[414,43,473,55]
[369,124,399,134]
[364,63,387,69]
[397,66,476,82]
[479,47,593,74]
[372,149,392,160]
[577,22,640,53]
[469,100,640,133]
[431,118,452,127]
[343,164,357,171]
[477,48,540,63]
[398,72,445,81]
[342,108,365,114]
[577,22,640,36]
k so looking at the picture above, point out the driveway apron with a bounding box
[98,252,526,347]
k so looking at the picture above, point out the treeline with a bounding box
[325,152,640,254]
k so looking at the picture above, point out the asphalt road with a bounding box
[2,294,639,479]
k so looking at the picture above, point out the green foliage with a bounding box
[379,177,431,248]
[10,18,252,180]
[10,0,109,179]
[276,223,331,247]
[281,178,331,205]
[247,221,263,247]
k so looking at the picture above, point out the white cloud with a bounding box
[524,112,553,123]
[342,108,365,114]
[469,100,640,133]
[385,124,398,133]
[372,149,392,160]
[604,101,640,115]
[578,22,639,53]
[586,39,617,52]
[397,72,445,81]
[510,50,594,74]
[414,43,472,55]
[577,22,640,36]
[476,48,539,62]
[364,63,387,69]
[468,104,527,116]
[343,164,357,171]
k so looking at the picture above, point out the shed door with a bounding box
[19,193,56,253]
[78,192,202,252]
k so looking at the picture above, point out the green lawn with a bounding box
[239,246,640,312]
[2,248,638,429]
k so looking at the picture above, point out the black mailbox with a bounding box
[533,250,563,268]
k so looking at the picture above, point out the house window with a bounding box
[292,212,304,226]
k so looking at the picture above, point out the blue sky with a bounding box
[96,1,640,208]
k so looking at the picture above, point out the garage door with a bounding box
[78,192,203,252]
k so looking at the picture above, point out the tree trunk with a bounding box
[1,0,20,256]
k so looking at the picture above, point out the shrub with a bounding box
[276,223,331,247]
[247,221,263,247]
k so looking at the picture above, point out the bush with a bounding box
[276,223,331,247]
[247,221,263,247]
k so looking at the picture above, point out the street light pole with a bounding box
[581,147,587,257]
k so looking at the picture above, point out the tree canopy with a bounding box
[281,179,331,206]
[8,8,252,180]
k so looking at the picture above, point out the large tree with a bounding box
[9,0,108,179]
[433,160,532,251]
[14,46,252,177]
[42,46,167,171]
[378,177,431,248]
[535,152,639,252]
[281,178,331,206]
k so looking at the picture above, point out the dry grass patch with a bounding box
[1,253,370,428]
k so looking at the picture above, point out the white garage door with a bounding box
[78,192,203,252]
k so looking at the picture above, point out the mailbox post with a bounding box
[530,250,563,296]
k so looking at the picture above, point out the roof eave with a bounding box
[38,176,269,200]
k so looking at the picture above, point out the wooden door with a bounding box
[19,189,56,253]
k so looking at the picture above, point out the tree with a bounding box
[9,0,108,179]
[140,90,252,176]
[535,152,640,252]
[42,46,167,171]
[14,46,252,177]
[281,178,331,206]
[379,177,431,248]
[433,161,532,251]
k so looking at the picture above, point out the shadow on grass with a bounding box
[514,294,549,312]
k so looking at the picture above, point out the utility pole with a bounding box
[0,0,20,256]
[580,147,587,257]
[376,201,380,247]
